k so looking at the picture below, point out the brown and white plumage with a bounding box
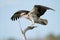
[11,10,29,20]
[11,5,55,27]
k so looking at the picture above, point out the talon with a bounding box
[28,26,37,29]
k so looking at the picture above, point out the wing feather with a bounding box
[11,10,29,21]
[34,5,55,17]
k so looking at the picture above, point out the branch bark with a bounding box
[20,26,37,40]
[23,26,37,34]
[18,20,37,40]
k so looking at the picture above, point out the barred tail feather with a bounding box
[40,18,48,25]
[36,18,48,25]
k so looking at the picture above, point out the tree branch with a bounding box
[22,26,37,40]
[18,20,37,40]
[23,26,37,34]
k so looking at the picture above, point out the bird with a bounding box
[11,5,55,27]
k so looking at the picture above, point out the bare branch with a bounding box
[23,26,37,34]
[18,20,37,40]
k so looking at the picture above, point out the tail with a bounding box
[39,18,48,25]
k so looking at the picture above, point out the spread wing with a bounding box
[33,5,55,17]
[11,10,29,21]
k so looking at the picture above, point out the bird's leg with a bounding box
[29,16,37,28]
[31,19,35,27]
[26,14,37,30]
[28,15,35,27]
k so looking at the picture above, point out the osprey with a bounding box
[11,5,55,27]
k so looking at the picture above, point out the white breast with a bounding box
[31,14,38,21]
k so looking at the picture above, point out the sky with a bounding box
[0,0,60,39]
